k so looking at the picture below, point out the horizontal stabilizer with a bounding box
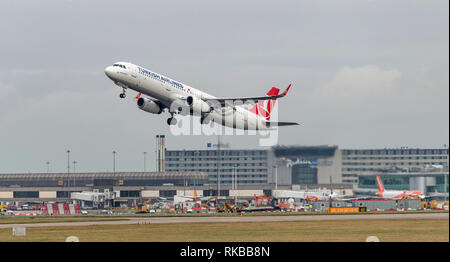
[265,121,300,127]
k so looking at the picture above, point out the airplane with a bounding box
[104,62,299,130]
[375,176,425,199]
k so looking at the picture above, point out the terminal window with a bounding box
[291,164,318,185]
[120,191,141,198]
[13,191,39,198]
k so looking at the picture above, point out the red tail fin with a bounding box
[376,176,385,193]
[249,87,280,121]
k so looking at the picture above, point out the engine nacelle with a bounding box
[186,96,211,114]
[137,97,162,114]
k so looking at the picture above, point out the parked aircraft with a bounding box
[376,176,425,199]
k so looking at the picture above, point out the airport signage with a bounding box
[207,143,230,148]
[328,207,366,213]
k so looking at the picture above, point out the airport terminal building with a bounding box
[1,145,448,204]
[0,172,209,203]
[164,146,348,189]
[356,169,449,196]
[341,148,449,185]
[0,171,289,205]
[165,149,274,186]
[164,145,449,193]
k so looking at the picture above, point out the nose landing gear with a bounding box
[119,88,127,98]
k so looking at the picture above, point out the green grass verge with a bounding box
[126,209,449,218]
[0,209,446,222]
[0,219,447,242]
[0,217,129,224]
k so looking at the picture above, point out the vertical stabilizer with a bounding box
[376,176,385,194]
[249,87,280,121]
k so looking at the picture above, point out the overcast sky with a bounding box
[0,0,448,173]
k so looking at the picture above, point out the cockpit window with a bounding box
[113,64,126,69]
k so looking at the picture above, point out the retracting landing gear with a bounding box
[167,113,177,125]
[167,117,177,125]
[200,116,210,125]
[119,88,126,98]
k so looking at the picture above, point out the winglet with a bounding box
[282,84,291,96]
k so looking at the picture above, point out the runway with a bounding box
[0,212,447,229]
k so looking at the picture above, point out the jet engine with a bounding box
[186,96,212,114]
[137,97,162,114]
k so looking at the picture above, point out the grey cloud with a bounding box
[0,0,448,173]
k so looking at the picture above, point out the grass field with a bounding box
[0,217,129,224]
[0,219,448,242]
[0,210,447,224]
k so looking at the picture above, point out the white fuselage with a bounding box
[377,190,425,199]
[105,62,273,130]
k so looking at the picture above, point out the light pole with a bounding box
[143,152,147,172]
[112,151,116,174]
[46,161,50,173]
[233,165,237,190]
[66,150,70,188]
[217,136,221,197]
[193,150,199,195]
[233,165,238,205]
[67,150,71,174]
[273,165,278,190]
[231,166,234,191]
[72,160,77,188]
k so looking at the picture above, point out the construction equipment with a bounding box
[201,197,216,208]
[0,204,8,212]
[237,194,280,213]
[253,194,275,207]
[306,195,318,202]
[396,195,410,208]
[136,199,152,213]
[421,201,428,209]
[430,200,445,209]
[277,202,292,211]
[214,197,241,213]
[215,197,227,213]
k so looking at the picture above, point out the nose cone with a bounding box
[104,66,114,79]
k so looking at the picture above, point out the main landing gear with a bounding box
[167,113,177,125]
[200,116,210,125]
[167,117,177,125]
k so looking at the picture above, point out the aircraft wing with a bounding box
[340,196,383,201]
[204,84,291,107]
[265,121,300,127]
